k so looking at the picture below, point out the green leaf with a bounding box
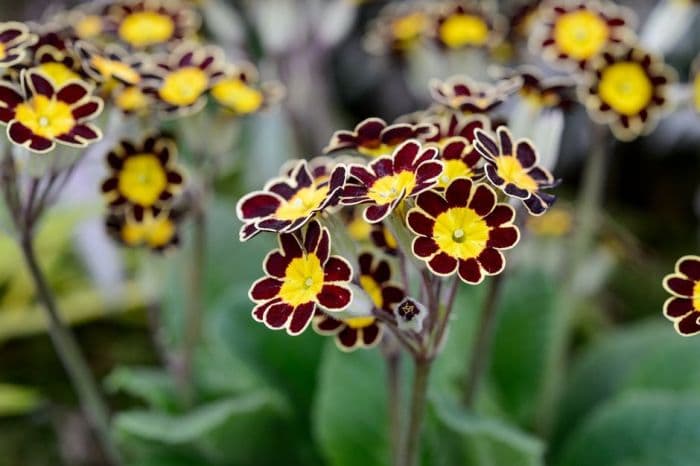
[105,367,178,412]
[557,392,700,466]
[430,395,544,466]
[312,342,389,466]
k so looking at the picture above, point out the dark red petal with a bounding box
[497,127,513,156]
[413,237,439,258]
[486,205,515,226]
[458,258,483,284]
[504,183,530,199]
[279,232,303,258]
[72,100,102,120]
[28,71,54,97]
[349,165,377,186]
[445,178,472,207]
[249,277,282,301]
[7,120,31,144]
[57,83,88,104]
[318,284,352,310]
[516,141,537,168]
[469,184,496,216]
[414,161,443,187]
[294,161,313,188]
[362,324,381,346]
[265,302,295,329]
[252,298,279,322]
[356,117,386,140]
[314,314,344,333]
[68,124,100,142]
[407,210,435,236]
[665,277,695,297]
[428,252,458,275]
[0,82,22,109]
[441,139,467,160]
[316,228,330,263]
[381,286,404,309]
[677,312,700,336]
[679,257,700,281]
[664,297,694,319]
[416,190,448,217]
[240,223,260,241]
[288,302,316,335]
[324,256,352,282]
[474,129,498,157]
[304,220,322,252]
[268,180,296,200]
[28,135,54,152]
[364,204,391,223]
[370,158,394,178]
[478,248,505,274]
[358,252,373,275]
[337,327,359,349]
[487,226,519,249]
[373,260,391,283]
[393,140,421,172]
[237,192,281,220]
[264,250,290,278]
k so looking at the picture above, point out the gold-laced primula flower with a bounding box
[143,42,225,115]
[433,137,484,189]
[237,160,347,241]
[663,255,700,336]
[76,41,144,88]
[530,0,636,71]
[474,127,558,216]
[0,22,37,68]
[313,252,404,351]
[30,32,87,87]
[342,141,442,223]
[429,75,521,114]
[101,135,185,217]
[364,3,429,55]
[106,206,182,252]
[210,62,284,116]
[432,1,506,50]
[325,117,437,158]
[105,0,200,49]
[0,69,103,153]
[406,178,519,284]
[249,220,353,336]
[578,45,676,141]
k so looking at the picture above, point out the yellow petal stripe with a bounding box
[279,253,324,306]
[553,10,609,60]
[117,154,168,206]
[433,206,490,260]
[367,171,417,205]
[598,62,653,116]
[119,11,175,47]
[15,95,75,139]
[91,56,141,85]
[345,316,376,329]
[275,186,329,221]
[439,14,489,48]
[359,275,383,309]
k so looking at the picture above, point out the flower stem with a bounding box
[19,234,122,466]
[385,350,402,466]
[402,356,432,466]
[536,123,609,436]
[462,272,506,407]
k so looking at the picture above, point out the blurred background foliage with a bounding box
[0,0,698,465]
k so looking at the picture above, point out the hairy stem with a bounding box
[385,351,402,466]
[402,356,432,466]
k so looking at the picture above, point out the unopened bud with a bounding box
[394,297,427,333]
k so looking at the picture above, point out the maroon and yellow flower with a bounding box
[143,42,225,115]
[364,3,429,55]
[530,0,636,71]
[324,117,437,158]
[30,32,87,87]
[474,127,557,216]
[101,135,185,216]
[0,22,37,68]
[236,160,347,241]
[342,141,442,223]
[210,62,284,116]
[406,178,519,284]
[105,0,200,49]
[0,69,102,153]
[663,255,700,336]
[432,1,506,51]
[313,252,404,351]
[578,45,676,141]
[249,220,353,336]
[76,40,144,87]
[421,111,489,147]
[105,206,182,252]
[429,75,521,114]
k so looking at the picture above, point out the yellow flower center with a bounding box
[115,86,149,112]
[75,15,103,39]
[119,11,175,47]
[439,14,489,48]
[367,171,417,205]
[438,159,473,189]
[598,62,653,116]
[693,280,700,311]
[495,157,538,193]
[158,67,208,107]
[279,253,325,306]
[91,56,141,85]
[211,78,263,114]
[553,10,609,60]
[433,206,490,260]
[392,12,426,43]
[122,214,176,248]
[15,95,75,139]
[275,186,329,221]
[117,154,168,206]
[359,275,383,309]
[344,316,376,329]
[348,216,372,241]
[37,62,80,86]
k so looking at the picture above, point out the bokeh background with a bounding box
[0,0,698,465]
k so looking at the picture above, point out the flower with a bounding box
[236,159,347,241]
[105,206,182,251]
[474,126,558,216]
[429,75,521,114]
[507,66,575,110]
[0,69,103,153]
[364,3,428,55]
[65,4,107,41]
[342,140,442,223]
[432,1,505,50]
[313,252,404,351]
[663,255,700,336]
[530,0,636,71]
[406,178,520,284]
[421,111,490,147]
[249,220,353,336]
[578,45,676,141]
[0,21,37,68]
[30,32,87,87]
[434,137,484,189]
[101,134,185,216]
[143,42,225,115]
[75,40,144,87]
[105,0,200,49]
[394,297,427,332]
[210,62,284,116]
[324,117,437,158]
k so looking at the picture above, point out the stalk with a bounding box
[385,351,402,466]
[402,356,432,466]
